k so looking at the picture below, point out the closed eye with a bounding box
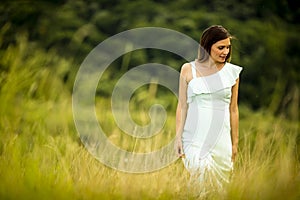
[218,45,231,50]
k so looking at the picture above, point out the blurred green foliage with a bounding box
[0,0,299,119]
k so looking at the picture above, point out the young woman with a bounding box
[175,25,242,191]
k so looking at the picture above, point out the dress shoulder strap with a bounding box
[190,62,197,78]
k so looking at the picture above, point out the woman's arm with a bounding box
[230,78,240,162]
[175,63,190,157]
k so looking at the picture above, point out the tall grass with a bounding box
[0,34,299,199]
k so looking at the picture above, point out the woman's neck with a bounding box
[195,59,225,70]
[215,62,225,70]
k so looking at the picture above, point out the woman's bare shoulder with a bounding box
[179,62,193,83]
[180,62,192,75]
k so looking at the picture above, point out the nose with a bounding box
[224,47,230,55]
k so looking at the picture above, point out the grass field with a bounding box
[0,36,299,200]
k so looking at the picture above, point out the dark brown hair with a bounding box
[198,25,232,62]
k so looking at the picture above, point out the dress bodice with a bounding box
[187,62,242,110]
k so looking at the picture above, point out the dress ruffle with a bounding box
[187,62,242,103]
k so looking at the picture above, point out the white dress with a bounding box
[182,61,242,190]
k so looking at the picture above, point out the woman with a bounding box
[175,25,242,192]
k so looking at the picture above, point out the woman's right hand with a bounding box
[175,136,185,158]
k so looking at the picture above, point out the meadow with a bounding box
[0,35,299,200]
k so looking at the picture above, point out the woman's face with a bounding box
[210,38,231,64]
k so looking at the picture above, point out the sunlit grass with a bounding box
[1,95,299,199]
